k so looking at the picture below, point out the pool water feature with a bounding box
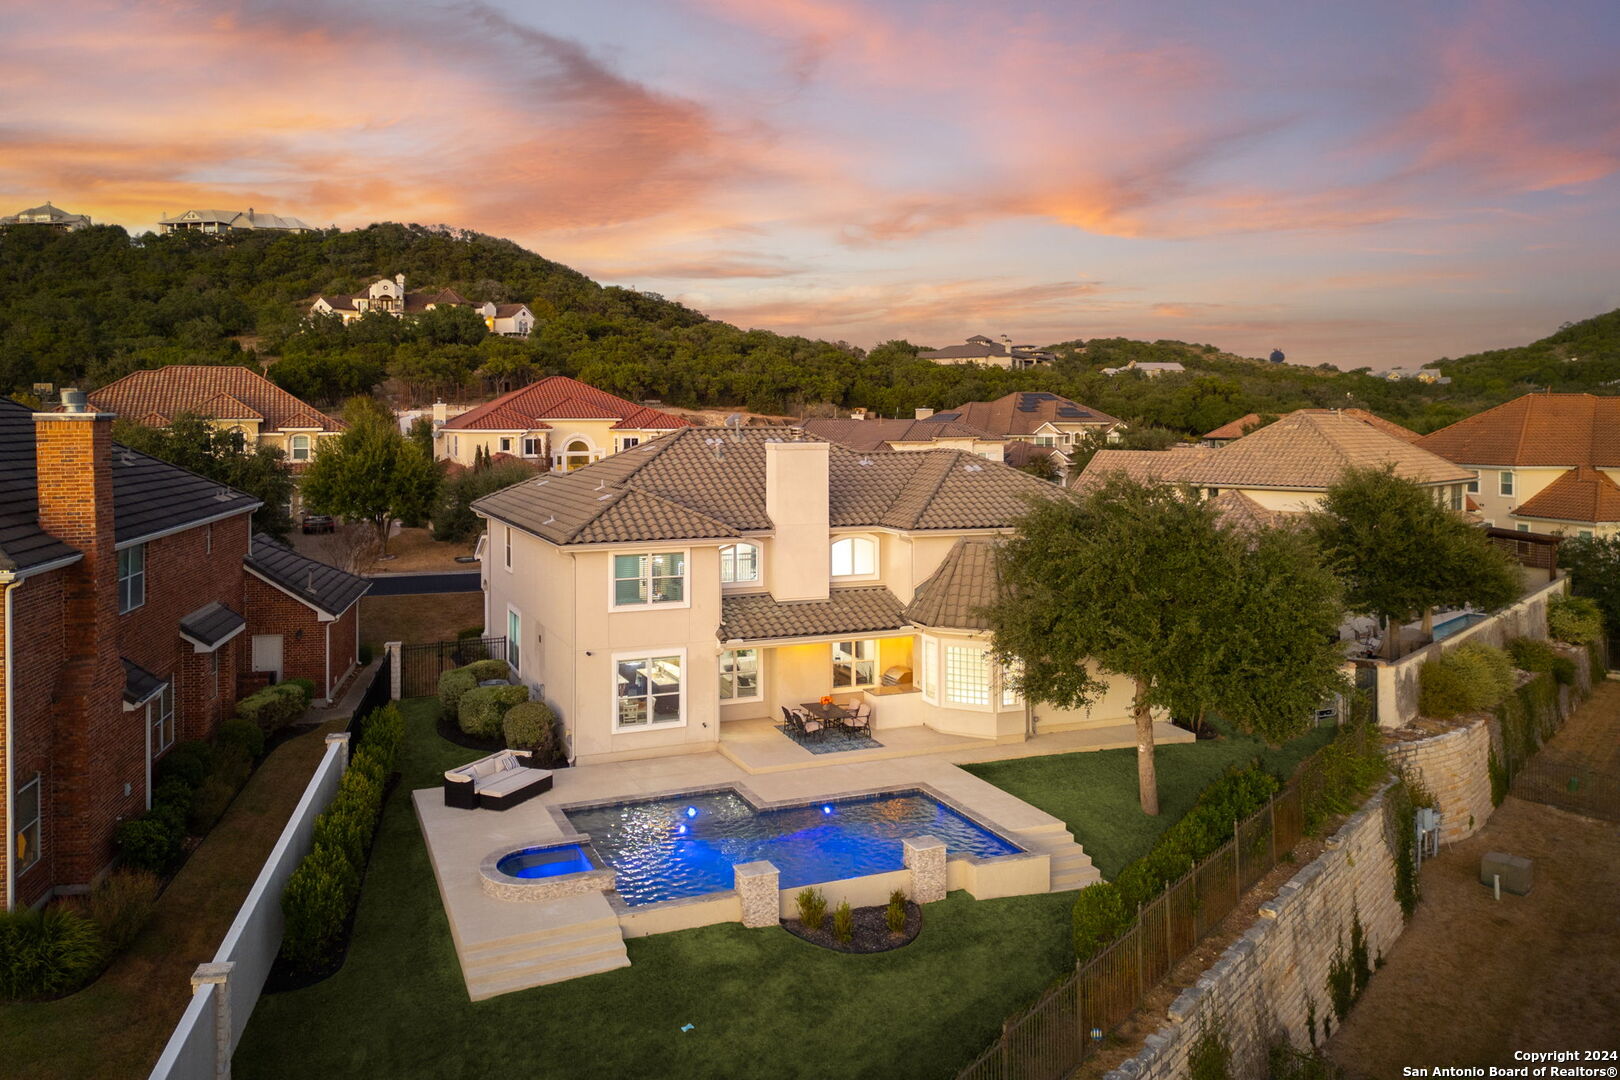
[563,789,1022,906]
[1433,612,1487,640]
[496,844,595,879]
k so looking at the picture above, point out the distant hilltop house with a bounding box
[919,335,1054,370]
[1371,366,1450,385]
[310,274,534,337]
[432,375,689,471]
[1,201,92,231]
[157,207,314,234]
[1100,360,1186,377]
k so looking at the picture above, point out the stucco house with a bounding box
[310,274,534,336]
[157,208,313,234]
[434,376,689,472]
[1100,360,1186,377]
[471,427,1138,767]
[1,201,92,231]
[1081,409,1473,514]
[920,336,1054,369]
[1415,392,1620,538]
[0,394,368,911]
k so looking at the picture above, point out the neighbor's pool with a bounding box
[563,789,1022,906]
[1433,612,1488,640]
[496,844,596,879]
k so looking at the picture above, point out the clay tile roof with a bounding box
[492,303,530,317]
[930,391,1122,437]
[1074,446,1215,490]
[1179,411,1470,490]
[441,376,691,433]
[1203,409,1419,444]
[86,366,343,434]
[1208,490,1293,533]
[1000,442,1057,468]
[905,537,1002,630]
[718,586,907,642]
[798,417,997,452]
[1203,413,1263,440]
[472,426,1068,547]
[1415,393,1620,467]
[1513,467,1620,524]
[245,533,371,617]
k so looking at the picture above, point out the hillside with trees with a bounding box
[2,221,1615,437]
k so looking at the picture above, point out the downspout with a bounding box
[324,620,332,704]
[4,575,18,911]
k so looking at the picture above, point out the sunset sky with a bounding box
[3,0,1619,366]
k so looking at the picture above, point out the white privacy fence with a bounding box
[149,733,350,1080]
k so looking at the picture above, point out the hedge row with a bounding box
[278,704,405,976]
[237,679,314,734]
[114,720,264,876]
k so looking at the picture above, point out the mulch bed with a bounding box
[263,771,401,995]
[782,901,922,953]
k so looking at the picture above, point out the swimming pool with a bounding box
[563,789,1022,906]
[1433,612,1487,640]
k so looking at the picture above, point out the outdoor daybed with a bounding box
[444,750,553,810]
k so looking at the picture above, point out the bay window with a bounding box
[720,543,760,585]
[719,649,759,700]
[613,552,686,607]
[832,639,876,688]
[615,652,684,729]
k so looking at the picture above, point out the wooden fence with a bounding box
[398,636,507,698]
[956,727,1370,1080]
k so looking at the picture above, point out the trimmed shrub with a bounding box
[502,701,563,764]
[0,907,105,1000]
[1419,642,1515,718]
[115,814,184,875]
[312,796,375,872]
[236,683,306,733]
[156,741,213,790]
[212,744,253,792]
[218,717,266,760]
[1547,594,1603,645]
[1071,881,1132,961]
[279,843,360,974]
[1506,636,1558,674]
[151,778,195,820]
[832,900,854,943]
[187,775,239,835]
[885,890,908,934]
[796,887,827,931]
[358,704,404,765]
[437,667,478,723]
[458,683,530,738]
[466,658,511,682]
[283,677,316,706]
[88,869,159,955]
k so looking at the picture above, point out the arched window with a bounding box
[290,434,311,462]
[564,438,592,471]
[830,536,876,578]
[720,543,760,584]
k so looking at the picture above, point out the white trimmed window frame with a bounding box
[150,683,175,757]
[506,606,522,672]
[719,648,761,702]
[830,535,879,581]
[609,549,690,611]
[289,433,312,462]
[612,647,688,732]
[118,544,146,613]
[831,639,878,689]
[504,525,513,572]
[720,542,761,587]
[1500,470,1515,496]
[945,645,992,707]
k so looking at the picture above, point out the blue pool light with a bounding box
[685,806,698,818]
[822,805,834,815]
[677,824,688,835]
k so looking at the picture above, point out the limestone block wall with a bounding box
[1105,791,1405,1080]
[1384,718,1495,844]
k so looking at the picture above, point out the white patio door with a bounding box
[251,634,284,682]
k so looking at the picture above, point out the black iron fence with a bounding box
[398,636,507,698]
[1512,756,1620,822]
[345,655,394,744]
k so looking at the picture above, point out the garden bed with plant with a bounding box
[783,887,921,953]
[435,660,568,765]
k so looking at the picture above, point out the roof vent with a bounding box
[60,388,88,413]
[306,569,318,594]
[858,456,873,466]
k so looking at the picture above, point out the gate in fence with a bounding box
[398,636,507,697]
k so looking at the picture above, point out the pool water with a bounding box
[1433,612,1487,640]
[496,844,595,879]
[564,790,1022,906]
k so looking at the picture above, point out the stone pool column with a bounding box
[735,861,781,927]
[903,836,947,903]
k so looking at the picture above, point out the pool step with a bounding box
[461,909,623,962]
[1013,829,1101,893]
[463,925,631,1002]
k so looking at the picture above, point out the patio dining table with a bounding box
[799,701,853,725]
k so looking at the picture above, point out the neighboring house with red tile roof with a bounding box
[434,375,691,472]
[1202,409,1420,447]
[472,427,1146,766]
[798,416,1007,461]
[310,273,534,336]
[1078,411,1472,514]
[86,366,343,481]
[1415,393,1620,536]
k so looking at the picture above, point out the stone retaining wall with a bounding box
[1105,790,1404,1080]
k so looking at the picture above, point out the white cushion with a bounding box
[478,769,548,797]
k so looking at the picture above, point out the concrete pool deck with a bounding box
[416,719,1193,1000]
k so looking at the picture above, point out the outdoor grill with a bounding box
[881,665,913,687]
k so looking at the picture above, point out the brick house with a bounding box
[0,394,368,911]
[243,534,369,703]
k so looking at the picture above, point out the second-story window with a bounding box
[720,543,760,584]
[1466,472,1480,494]
[290,434,311,462]
[613,552,686,607]
[1500,471,1515,496]
[118,544,146,613]
[830,536,876,578]
[504,526,513,571]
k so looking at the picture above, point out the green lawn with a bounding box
[234,699,1078,1080]
[961,721,1336,878]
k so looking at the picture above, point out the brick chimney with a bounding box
[764,435,830,602]
[34,391,135,887]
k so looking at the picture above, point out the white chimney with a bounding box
[915,407,934,420]
[395,272,406,292]
[764,437,830,602]
[432,400,448,424]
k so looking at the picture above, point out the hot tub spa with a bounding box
[480,842,617,902]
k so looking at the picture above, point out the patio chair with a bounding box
[843,703,873,737]
[781,705,823,742]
